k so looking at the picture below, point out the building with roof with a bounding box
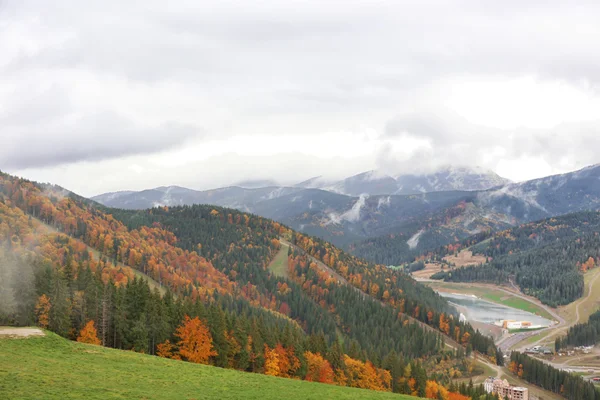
[483,377,529,400]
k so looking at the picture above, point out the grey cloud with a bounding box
[2,0,600,191]
[7,1,600,89]
[1,106,201,169]
[378,110,600,176]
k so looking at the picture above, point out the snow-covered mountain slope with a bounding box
[323,166,510,196]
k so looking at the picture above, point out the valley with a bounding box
[4,166,600,399]
[0,172,501,400]
[422,269,600,391]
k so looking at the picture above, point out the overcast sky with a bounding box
[2,1,600,197]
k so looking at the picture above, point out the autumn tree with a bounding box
[175,315,217,364]
[77,320,101,345]
[448,393,470,400]
[425,380,449,400]
[157,339,179,359]
[304,351,334,384]
[439,313,450,335]
[344,355,391,392]
[264,344,280,376]
[581,256,595,272]
[35,294,51,329]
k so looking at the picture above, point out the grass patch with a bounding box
[268,243,290,279]
[508,327,545,334]
[560,268,600,326]
[0,333,420,400]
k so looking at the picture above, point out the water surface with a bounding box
[439,292,552,327]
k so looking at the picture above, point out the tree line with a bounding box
[556,310,600,351]
[509,352,600,400]
[431,211,600,306]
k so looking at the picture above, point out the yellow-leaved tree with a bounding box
[77,320,101,345]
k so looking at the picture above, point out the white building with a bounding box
[483,378,529,400]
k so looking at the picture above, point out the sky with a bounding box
[2,0,600,197]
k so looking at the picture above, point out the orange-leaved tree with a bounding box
[448,392,470,400]
[425,380,449,400]
[77,320,101,345]
[175,315,217,364]
[157,339,181,359]
[304,351,334,384]
[273,343,300,378]
[34,294,51,329]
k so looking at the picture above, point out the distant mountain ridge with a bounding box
[93,165,510,209]
[92,164,600,265]
[294,166,510,196]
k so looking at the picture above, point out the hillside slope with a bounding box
[92,164,600,268]
[430,211,600,306]
[0,333,419,400]
[0,171,499,397]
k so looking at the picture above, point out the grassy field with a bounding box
[559,268,600,326]
[268,243,290,279]
[508,327,544,334]
[424,281,554,320]
[0,333,420,400]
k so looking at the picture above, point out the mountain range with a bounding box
[93,166,509,210]
[93,164,600,265]
[296,166,511,196]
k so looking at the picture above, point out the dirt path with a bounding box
[575,269,600,324]
[519,269,600,351]
[0,327,44,338]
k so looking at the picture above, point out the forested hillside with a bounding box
[92,164,600,271]
[110,204,500,363]
[349,200,513,265]
[556,310,600,350]
[431,211,600,306]
[0,171,499,398]
[508,352,599,400]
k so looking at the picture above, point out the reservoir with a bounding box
[439,292,553,328]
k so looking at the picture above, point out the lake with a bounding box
[439,292,553,327]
